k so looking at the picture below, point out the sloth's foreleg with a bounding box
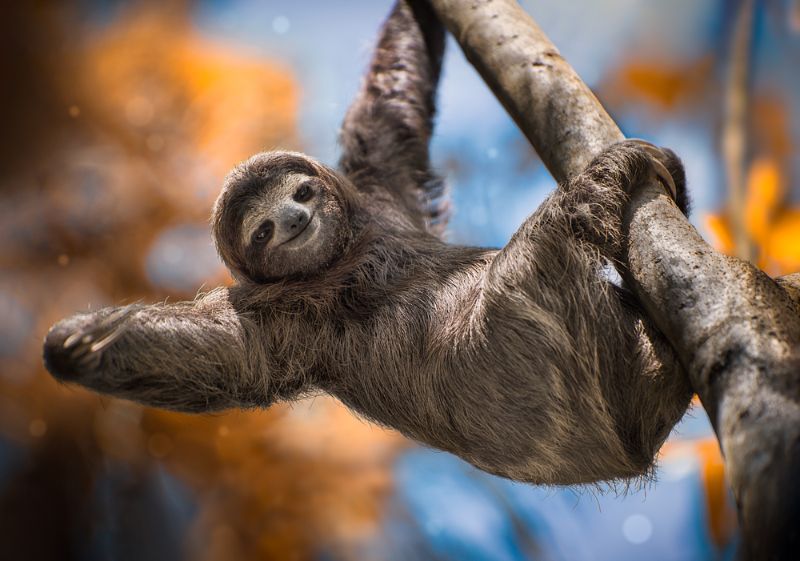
[43,290,270,412]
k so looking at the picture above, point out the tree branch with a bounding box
[429,0,621,183]
[721,0,755,262]
[427,0,800,558]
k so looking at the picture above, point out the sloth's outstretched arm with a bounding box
[42,289,276,412]
[338,0,447,231]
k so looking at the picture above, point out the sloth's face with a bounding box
[213,152,351,283]
[240,171,346,280]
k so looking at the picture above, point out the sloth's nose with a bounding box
[284,208,310,232]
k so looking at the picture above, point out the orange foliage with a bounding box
[743,158,782,246]
[601,57,713,111]
[704,96,800,276]
[144,400,402,561]
[694,438,738,548]
[83,6,298,186]
[706,155,800,276]
[0,3,401,560]
[704,214,735,256]
[764,209,800,273]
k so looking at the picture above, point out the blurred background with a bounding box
[1,0,798,559]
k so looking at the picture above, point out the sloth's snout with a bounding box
[284,207,310,233]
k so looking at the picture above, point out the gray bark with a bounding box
[427,0,800,559]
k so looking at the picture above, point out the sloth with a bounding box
[43,0,692,484]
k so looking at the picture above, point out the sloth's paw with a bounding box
[614,139,690,215]
[43,305,139,381]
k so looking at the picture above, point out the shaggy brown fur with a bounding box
[43,0,692,485]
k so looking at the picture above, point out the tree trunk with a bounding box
[426,1,800,559]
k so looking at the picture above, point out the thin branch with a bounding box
[722,0,755,262]
[426,1,800,559]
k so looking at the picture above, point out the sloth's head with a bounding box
[212,151,357,283]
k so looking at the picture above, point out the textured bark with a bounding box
[427,0,800,559]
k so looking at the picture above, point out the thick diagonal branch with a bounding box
[427,0,800,559]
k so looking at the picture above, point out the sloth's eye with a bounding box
[293,182,314,203]
[252,221,274,245]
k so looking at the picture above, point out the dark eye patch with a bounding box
[252,220,274,245]
[293,181,316,203]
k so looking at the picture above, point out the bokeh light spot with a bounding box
[145,224,223,293]
[0,290,34,359]
[125,96,155,127]
[29,418,47,438]
[272,16,290,34]
[622,513,653,544]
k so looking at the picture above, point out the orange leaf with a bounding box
[705,214,734,255]
[744,157,783,245]
[765,210,800,275]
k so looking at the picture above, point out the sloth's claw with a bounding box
[62,330,84,350]
[625,139,678,201]
[647,156,677,201]
[89,322,128,353]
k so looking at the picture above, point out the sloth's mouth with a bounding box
[280,212,316,248]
